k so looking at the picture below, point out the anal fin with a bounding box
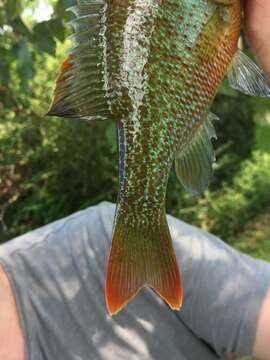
[175,113,218,195]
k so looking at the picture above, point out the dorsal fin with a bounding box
[47,0,110,121]
[175,113,218,195]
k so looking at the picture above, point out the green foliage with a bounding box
[1,115,118,240]
[256,123,270,153]
[0,0,73,91]
[173,152,270,242]
[235,209,270,262]
[0,0,117,240]
[0,0,270,252]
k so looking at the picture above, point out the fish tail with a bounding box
[105,212,182,315]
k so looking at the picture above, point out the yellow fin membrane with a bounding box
[105,214,182,315]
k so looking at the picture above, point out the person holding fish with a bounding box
[0,0,270,359]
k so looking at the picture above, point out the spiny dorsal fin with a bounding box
[228,49,270,97]
[48,0,110,121]
[175,113,218,195]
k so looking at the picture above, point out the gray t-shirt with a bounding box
[0,202,270,360]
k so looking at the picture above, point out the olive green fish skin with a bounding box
[106,0,241,225]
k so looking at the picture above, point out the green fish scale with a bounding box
[107,0,239,226]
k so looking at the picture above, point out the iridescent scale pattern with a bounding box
[105,0,241,225]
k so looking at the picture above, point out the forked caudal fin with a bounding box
[105,213,182,315]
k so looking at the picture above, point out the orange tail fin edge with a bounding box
[105,214,182,315]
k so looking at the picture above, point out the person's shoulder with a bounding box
[167,213,214,242]
[0,202,115,256]
[166,213,229,262]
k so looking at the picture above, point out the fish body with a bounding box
[109,0,241,226]
[48,0,270,315]
[107,0,241,314]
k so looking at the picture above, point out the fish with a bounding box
[48,0,270,315]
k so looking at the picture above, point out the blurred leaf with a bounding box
[11,17,31,37]
[32,21,56,55]
[16,39,34,90]
[255,124,270,153]
[0,47,10,85]
[47,18,65,42]
[4,0,22,22]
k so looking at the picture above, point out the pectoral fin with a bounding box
[228,49,270,97]
[175,113,218,195]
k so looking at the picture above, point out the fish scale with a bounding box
[114,0,239,218]
[48,0,270,315]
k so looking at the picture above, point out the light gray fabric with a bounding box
[0,202,270,360]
